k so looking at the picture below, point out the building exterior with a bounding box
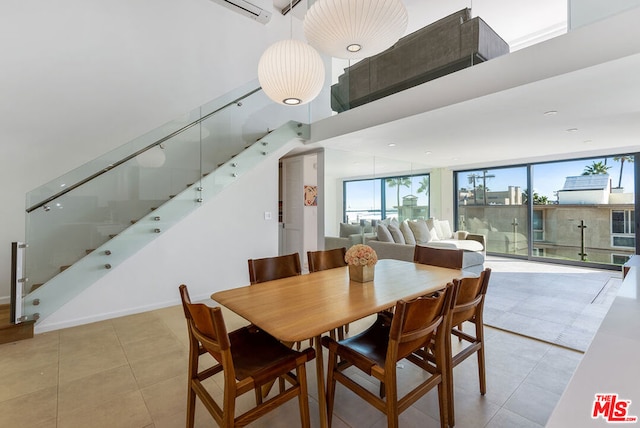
[459,174,635,265]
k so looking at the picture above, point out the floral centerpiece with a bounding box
[344,244,378,282]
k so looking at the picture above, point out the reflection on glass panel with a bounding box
[344,179,381,224]
[457,167,528,256]
[344,174,429,224]
[531,155,635,266]
[384,175,430,221]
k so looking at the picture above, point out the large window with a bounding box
[456,153,637,267]
[344,174,429,223]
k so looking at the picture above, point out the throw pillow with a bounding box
[376,223,394,242]
[400,220,416,245]
[425,218,441,241]
[339,223,361,238]
[387,223,405,244]
[408,219,432,244]
[438,220,453,239]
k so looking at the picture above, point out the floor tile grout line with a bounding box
[483,322,587,354]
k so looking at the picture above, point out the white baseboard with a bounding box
[0,295,10,305]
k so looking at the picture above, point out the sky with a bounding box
[460,156,635,201]
[345,155,635,215]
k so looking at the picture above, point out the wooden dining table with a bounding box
[211,258,463,428]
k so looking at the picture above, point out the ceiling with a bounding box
[271,1,640,178]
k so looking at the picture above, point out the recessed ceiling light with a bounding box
[544,110,558,116]
[388,143,396,147]
[584,140,593,144]
[566,128,578,132]
[425,151,432,155]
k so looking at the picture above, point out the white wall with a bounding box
[36,142,297,332]
[569,0,640,29]
[0,0,296,302]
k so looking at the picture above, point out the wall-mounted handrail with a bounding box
[26,87,262,213]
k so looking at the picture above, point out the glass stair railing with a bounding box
[19,80,311,324]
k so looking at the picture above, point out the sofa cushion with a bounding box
[438,220,453,239]
[425,218,441,241]
[425,239,484,252]
[408,219,432,244]
[400,220,416,245]
[340,223,361,238]
[376,224,394,242]
[387,223,405,244]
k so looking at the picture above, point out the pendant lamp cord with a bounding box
[289,0,293,38]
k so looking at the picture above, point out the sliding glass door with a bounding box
[456,154,636,267]
[530,156,635,266]
[456,166,528,257]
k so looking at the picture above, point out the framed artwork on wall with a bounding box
[304,185,317,206]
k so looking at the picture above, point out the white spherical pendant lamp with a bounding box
[304,0,408,60]
[258,39,325,106]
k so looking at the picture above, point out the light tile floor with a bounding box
[2,258,604,428]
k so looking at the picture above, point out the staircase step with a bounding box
[86,249,94,255]
[30,283,43,293]
[60,265,70,272]
[0,304,34,344]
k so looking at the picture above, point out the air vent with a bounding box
[209,0,272,24]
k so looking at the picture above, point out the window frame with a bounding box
[611,209,635,249]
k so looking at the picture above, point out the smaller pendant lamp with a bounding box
[258,39,325,106]
[304,0,408,60]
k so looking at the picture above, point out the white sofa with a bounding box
[325,219,485,275]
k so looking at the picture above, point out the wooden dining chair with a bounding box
[322,285,454,428]
[248,252,302,284]
[307,247,347,273]
[307,247,349,339]
[413,245,464,270]
[413,245,465,336]
[444,268,492,426]
[248,252,306,350]
[178,284,315,428]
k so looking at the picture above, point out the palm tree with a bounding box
[613,155,634,188]
[386,177,411,209]
[467,173,480,204]
[582,161,611,175]
[524,192,549,205]
[416,176,429,198]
